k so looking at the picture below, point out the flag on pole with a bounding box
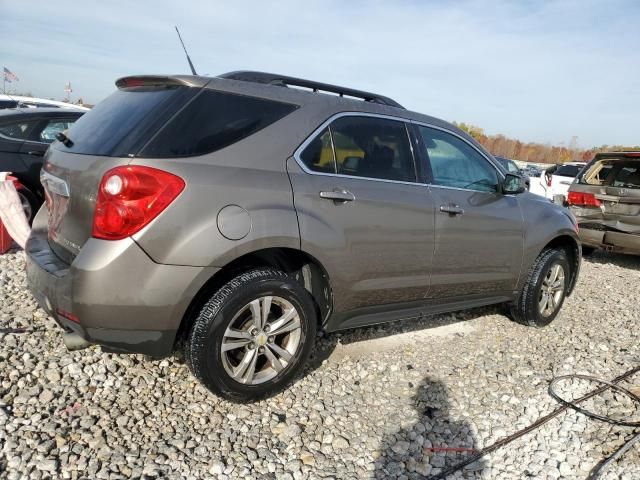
[3,67,19,83]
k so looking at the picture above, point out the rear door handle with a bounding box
[439,204,464,215]
[27,151,45,157]
[319,189,355,203]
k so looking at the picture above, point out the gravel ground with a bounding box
[1,248,639,479]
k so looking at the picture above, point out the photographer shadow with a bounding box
[374,377,485,479]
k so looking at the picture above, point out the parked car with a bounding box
[0,94,89,111]
[0,108,85,221]
[568,152,640,256]
[530,162,586,201]
[494,156,530,190]
[523,165,541,177]
[26,72,581,401]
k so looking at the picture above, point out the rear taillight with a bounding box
[546,176,552,187]
[567,191,600,207]
[92,165,185,240]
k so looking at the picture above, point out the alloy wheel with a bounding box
[221,296,302,385]
[539,263,565,317]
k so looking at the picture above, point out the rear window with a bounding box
[60,86,194,157]
[580,159,640,188]
[555,165,583,177]
[140,90,298,158]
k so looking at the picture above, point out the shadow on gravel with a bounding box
[374,377,484,479]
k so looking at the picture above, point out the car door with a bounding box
[413,124,524,298]
[0,118,40,175]
[288,114,436,318]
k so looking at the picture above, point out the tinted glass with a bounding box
[299,128,335,173]
[0,100,18,109]
[612,165,640,188]
[555,165,582,177]
[418,126,498,192]
[0,120,37,139]
[39,120,75,143]
[329,116,416,182]
[62,86,189,156]
[142,90,298,158]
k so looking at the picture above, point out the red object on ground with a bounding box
[0,176,21,254]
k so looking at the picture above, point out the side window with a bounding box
[141,90,298,157]
[38,120,74,143]
[0,121,37,140]
[330,116,416,182]
[418,126,499,192]
[299,128,335,173]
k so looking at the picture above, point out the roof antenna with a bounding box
[175,26,197,75]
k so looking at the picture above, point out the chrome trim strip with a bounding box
[40,170,70,197]
[292,111,505,192]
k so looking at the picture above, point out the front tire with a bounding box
[510,248,570,327]
[184,268,317,402]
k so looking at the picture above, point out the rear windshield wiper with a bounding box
[55,132,74,148]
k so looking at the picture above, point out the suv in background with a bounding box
[0,108,84,221]
[26,72,581,401]
[568,152,640,255]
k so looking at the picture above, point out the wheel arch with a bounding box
[541,234,581,295]
[174,247,333,351]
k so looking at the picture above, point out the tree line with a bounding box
[453,122,639,164]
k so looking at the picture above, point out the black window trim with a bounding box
[293,112,422,186]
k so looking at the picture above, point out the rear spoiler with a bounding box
[115,75,209,90]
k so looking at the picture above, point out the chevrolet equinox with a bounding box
[26,72,581,401]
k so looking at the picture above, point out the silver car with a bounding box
[26,72,581,401]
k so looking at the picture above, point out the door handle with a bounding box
[439,204,464,215]
[319,189,355,203]
[27,151,45,157]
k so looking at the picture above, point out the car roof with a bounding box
[0,94,90,111]
[117,72,470,133]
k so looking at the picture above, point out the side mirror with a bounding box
[502,173,526,194]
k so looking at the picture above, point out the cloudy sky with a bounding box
[1,0,638,147]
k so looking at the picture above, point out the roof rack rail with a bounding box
[219,71,404,109]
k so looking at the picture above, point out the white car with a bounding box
[0,94,89,111]
[529,162,586,202]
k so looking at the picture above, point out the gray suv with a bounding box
[26,72,581,401]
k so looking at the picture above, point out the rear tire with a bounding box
[184,268,317,402]
[510,248,570,327]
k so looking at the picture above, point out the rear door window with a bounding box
[0,120,38,140]
[141,90,298,158]
[328,116,416,182]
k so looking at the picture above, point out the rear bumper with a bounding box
[579,227,640,255]
[25,225,218,357]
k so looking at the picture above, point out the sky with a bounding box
[1,0,639,148]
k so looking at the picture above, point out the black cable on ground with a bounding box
[428,365,640,480]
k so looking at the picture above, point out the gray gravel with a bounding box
[1,248,639,479]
